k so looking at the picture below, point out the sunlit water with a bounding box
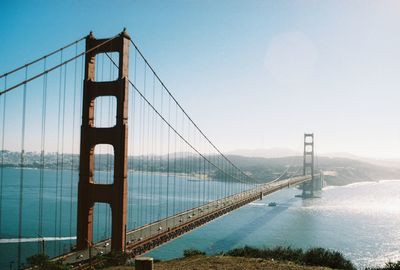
[0,167,399,269]
[147,180,400,269]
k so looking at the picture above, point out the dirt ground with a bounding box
[105,255,333,270]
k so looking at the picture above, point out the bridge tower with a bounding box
[302,133,316,197]
[77,30,130,252]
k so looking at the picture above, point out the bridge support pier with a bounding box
[76,30,130,252]
[301,133,322,198]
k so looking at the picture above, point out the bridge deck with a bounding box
[57,175,313,268]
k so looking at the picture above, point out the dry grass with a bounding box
[105,255,333,270]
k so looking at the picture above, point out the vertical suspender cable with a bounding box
[198,134,201,207]
[188,122,192,208]
[131,49,137,229]
[136,60,142,231]
[77,54,84,246]
[128,51,135,229]
[224,158,227,198]
[203,145,206,206]
[140,64,147,226]
[69,44,78,246]
[0,76,6,236]
[158,83,163,222]
[151,74,156,224]
[181,112,185,212]
[138,62,146,229]
[208,146,211,198]
[59,56,68,252]
[166,95,171,223]
[195,133,200,207]
[173,104,177,215]
[185,118,189,210]
[145,72,151,225]
[17,67,28,269]
[54,51,63,250]
[39,58,48,251]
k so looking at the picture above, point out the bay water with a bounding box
[0,167,399,269]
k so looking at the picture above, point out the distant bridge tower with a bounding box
[302,133,317,197]
[76,30,130,252]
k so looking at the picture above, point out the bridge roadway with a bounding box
[56,174,314,268]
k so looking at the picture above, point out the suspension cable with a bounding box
[69,42,78,245]
[130,40,253,183]
[0,35,120,96]
[38,57,48,245]
[0,76,6,235]
[104,53,257,186]
[17,66,28,269]
[0,36,86,79]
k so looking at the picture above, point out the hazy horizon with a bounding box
[3,146,400,162]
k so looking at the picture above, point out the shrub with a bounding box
[27,254,50,267]
[227,246,303,263]
[227,246,355,270]
[385,261,400,270]
[366,261,400,270]
[303,247,355,270]
[103,251,130,267]
[183,249,206,257]
[26,254,68,270]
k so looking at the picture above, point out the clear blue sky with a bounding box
[1,1,400,158]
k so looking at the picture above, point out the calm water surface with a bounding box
[148,180,400,269]
[0,167,399,269]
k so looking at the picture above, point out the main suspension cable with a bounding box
[0,34,120,96]
[0,36,86,79]
[104,52,258,186]
[129,40,253,183]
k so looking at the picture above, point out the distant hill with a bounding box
[228,148,300,158]
[228,148,400,182]
[315,156,400,185]
[322,152,400,169]
[2,150,399,186]
[226,154,400,186]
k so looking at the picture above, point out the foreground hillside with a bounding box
[106,255,332,270]
[98,246,355,270]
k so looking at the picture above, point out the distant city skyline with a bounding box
[1,1,400,159]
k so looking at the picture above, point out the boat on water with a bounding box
[268,202,277,207]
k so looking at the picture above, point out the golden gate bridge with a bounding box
[0,29,321,269]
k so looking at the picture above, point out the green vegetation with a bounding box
[27,248,399,269]
[183,248,206,257]
[226,246,356,270]
[366,261,400,270]
[100,251,130,268]
[26,254,68,270]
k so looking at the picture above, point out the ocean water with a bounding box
[147,180,400,269]
[0,167,399,269]
[0,167,251,269]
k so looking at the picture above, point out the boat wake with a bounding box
[0,236,76,244]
